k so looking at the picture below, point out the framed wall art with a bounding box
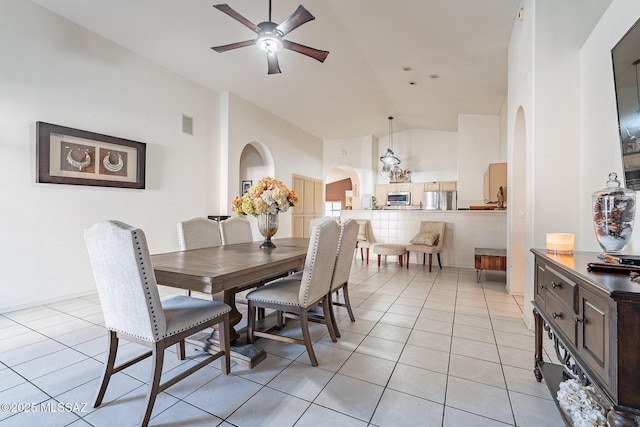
[36,121,146,189]
[242,180,252,195]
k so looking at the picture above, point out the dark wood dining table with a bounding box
[150,237,309,368]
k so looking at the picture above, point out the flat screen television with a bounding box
[612,17,640,190]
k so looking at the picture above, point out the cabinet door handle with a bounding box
[539,284,545,289]
[552,312,562,319]
[574,316,583,324]
[551,281,560,289]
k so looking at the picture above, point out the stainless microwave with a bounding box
[387,191,411,206]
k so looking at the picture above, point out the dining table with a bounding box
[150,237,309,368]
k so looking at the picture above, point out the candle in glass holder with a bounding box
[546,233,574,254]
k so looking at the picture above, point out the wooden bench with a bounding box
[474,248,506,282]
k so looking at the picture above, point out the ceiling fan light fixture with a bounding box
[257,35,283,53]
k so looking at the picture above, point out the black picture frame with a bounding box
[36,121,146,189]
[242,180,252,195]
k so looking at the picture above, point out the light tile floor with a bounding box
[0,260,566,426]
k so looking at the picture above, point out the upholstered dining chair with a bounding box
[406,221,446,272]
[84,220,231,427]
[177,217,222,250]
[219,216,253,245]
[326,219,359,337]
[291,219,358,338]
[245,220,340,366]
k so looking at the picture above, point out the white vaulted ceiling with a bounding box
[31,0,521,139]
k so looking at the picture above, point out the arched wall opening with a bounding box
[508,106,528,297]
[239,141,275,187]
[326,166,362,211]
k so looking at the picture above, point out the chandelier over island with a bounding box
[380,116,411,183]
[232,177,298,249]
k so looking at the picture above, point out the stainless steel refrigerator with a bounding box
[423,191,457,210]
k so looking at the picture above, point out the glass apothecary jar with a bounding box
[592,172,636,258]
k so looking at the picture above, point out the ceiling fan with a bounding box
[210,1,329,75]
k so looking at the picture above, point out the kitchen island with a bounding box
[341,209,506,269]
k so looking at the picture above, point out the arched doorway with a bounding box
[325,166,361,214]
[239,142,274,187]
[509,106,527,298]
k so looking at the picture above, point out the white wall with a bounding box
[377,129,458,184]
[508,0,639,326]
[0,1,222,312]
[457,114,502,208]
[222,92,324,237]
[579,0,640,254]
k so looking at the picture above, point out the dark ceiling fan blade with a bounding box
[282,40,329,63]
[213,4,260,33]
[267,53,281,74]
[276,5,315,36]
[211,39,256,53]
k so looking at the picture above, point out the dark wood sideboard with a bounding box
[531,249,640,426]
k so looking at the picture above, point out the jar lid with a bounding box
[592,172,636,197]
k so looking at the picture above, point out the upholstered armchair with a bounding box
[406,221,446,272]
[85,220,231,427]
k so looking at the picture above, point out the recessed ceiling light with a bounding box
[402,66,413,72]
[428,73,440,79]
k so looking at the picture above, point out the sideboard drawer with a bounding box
[545,266,577,313]
[545,291,577,345]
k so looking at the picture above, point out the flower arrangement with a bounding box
[232,177,298,216]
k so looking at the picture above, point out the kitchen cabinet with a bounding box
[532,249,640,426]
[440,181,457,191]
[374,184,387,207]
[410,183,424,206]
[387,183,411,192]
[483,163,507,203]
[425,182,440,191]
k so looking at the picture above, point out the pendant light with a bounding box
[380,116,400,178]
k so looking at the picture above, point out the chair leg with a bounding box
[327,292,341,339]
[141,344,164,427]
[428,254,433,272]
[437,253,442,269]
[94,331,118,407]
[366,248,369,264]
[218,313,231,375]
[176,340,186,360]
[377,254,381,267]
[322,295,338,342]
[342,284,356,322]
[360,247,364,260]
[406,251,410,269]
[422,253,426,266]
[398,255,404,267]
[300,309,318,366]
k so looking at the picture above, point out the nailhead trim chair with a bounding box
[219,216,253,245]
[85,220,231,427]
[327,219,359,337]
[245,220,340,366]
[177,217,222,250]
[291,219,359,338]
